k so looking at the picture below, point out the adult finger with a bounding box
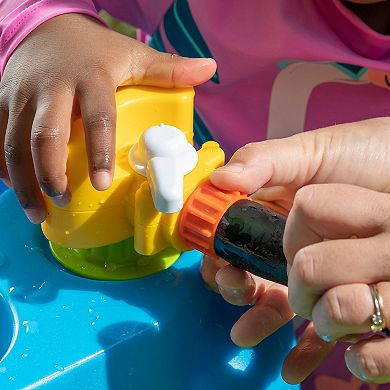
[346,336,390,384]
[200,255,229,292]
[215,265,267,306]
[313,282,390,341]
[230,283,293,348]
[282,322,335,384]
[288,236,390,319]
[283,184,388,263]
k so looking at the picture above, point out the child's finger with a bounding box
[282,322,335,384]
[77,79,116,191]
[4,110,47,223]
[31,91,73,205]
[0,107,9,183]
[200,255,229,292]
[215,265,266,306]
[230,283,293,347]
[122,45,217,88]
[346,336,390,384]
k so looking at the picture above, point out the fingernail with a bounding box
[25,209,45,224]
[198,58,216,66]
[52,189,72,207]
[345,347,369,382]
[218,286,250,305]
[93,171,112,191]
[214,163,244,174]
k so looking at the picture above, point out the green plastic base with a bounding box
[49,237,181,281]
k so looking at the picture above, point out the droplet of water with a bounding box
[22,320,39,334]
[9,286,27,300]
[0,367,7,373]
[30,246,44,255]
[9,282,50,302]
[54,365,64,372]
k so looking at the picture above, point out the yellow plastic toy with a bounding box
[41,86,224,280]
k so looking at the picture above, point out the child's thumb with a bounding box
[210,133,325,194]
[122,47,217,88]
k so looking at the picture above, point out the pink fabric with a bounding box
[0,0,106,76]
[1,1,390,388]
[314,0,390,59]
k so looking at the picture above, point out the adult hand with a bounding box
[202,118,390,383]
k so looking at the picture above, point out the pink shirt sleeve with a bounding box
[0,0,104,77]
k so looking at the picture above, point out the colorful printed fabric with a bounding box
[2,1,390,388]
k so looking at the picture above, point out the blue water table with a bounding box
[0,87,297,389]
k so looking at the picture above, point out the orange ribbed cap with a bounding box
[179,180,248,258]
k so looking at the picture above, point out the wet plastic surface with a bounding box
[0,185,298,390]
[215,200,288,285]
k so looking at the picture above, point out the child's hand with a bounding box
[0,14,216,223]
[202,118,390,384]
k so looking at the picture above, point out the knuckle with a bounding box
[91,152,112,172]
[293,247,316,287]
[323,289,344,325]
[31,125,64,149]
[84,112,113,133]
[264,302,291,325]
[4,143,23,166]
[8,80,32,110]
[293,185,317,216]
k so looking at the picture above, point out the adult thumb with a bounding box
[211,119,390,195]
[210,131,326,194]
